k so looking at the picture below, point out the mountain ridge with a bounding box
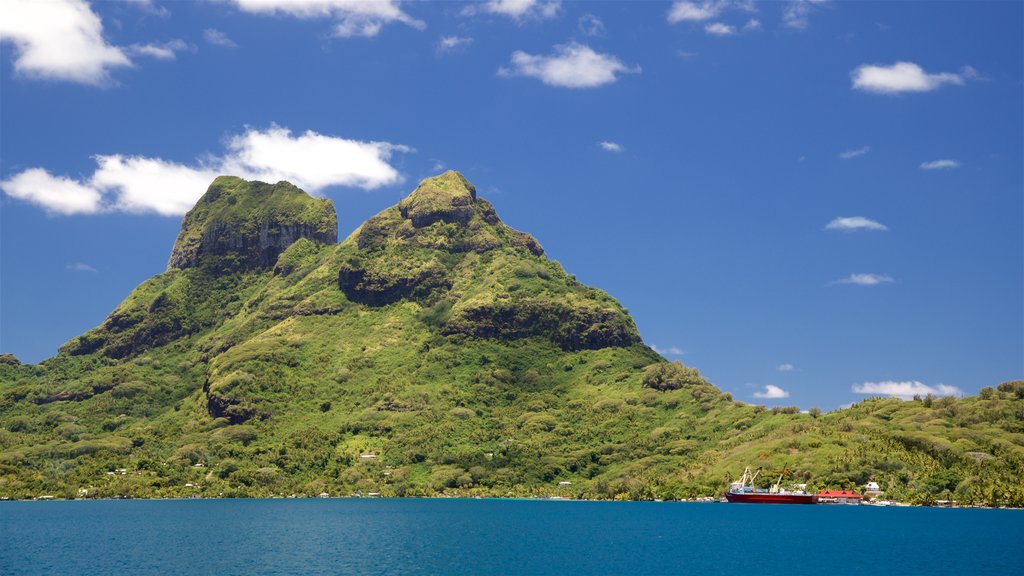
[1,171,1021,505]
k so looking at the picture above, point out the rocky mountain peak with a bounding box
[352,171,543,256]
[167,176,337,271]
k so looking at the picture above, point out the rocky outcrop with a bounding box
[354,171,544,256]
[442,296,641,351]
[168,177,337,271]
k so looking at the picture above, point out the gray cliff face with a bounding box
[169,220,336,270]
[166,176,338,271]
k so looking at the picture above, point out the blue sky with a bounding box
[1,0,1021,410]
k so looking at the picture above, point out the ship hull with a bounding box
[725,492,818,504]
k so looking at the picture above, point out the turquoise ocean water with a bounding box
[1,499,1020,575]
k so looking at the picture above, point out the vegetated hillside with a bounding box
[1,172,1021,505]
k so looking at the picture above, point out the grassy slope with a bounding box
[1,173,1021,504]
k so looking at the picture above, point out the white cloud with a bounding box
[229,0,425,37]
[463,0,561,20]
[753,385,790,399]
[776,363,795,372]
[705,22,736,36]
[0,0,131,85]
[651,345,685,356]
[204,28,238,48]
[851,62,973,94]
[1,126,411,216]
[220,126,410,193]
[578,14,604,36]
[920,159,960,170]
[0,168,103,215]
[831,273,895,286]
[825,216,888,232]
[743,18,762,31]
[852,380,964,400]
[437,35,472,53]
[668,1,726,23]
[66,263,99,273]
[499,42,639,89]
[599,141,624,153]
[839,146,870,160]
[91,155,221,216]
[127,39,190,61]
[783,0,826,30]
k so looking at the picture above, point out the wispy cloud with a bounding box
[1,125,411,216]
[228,0,425,38]
[776,363,796,372]
[782,0,826,30]
[920,159,960,170]
[825,216,888,232]
[66,263,98,273]
[599,141,624,153]
[705,22,736,36]
[203,28,238,48]
[753,384,790,399]
[652,344,686,356]
[499,43,640,89]
[462,0,561,21]
[437,35,472,54]
[126,39,190,61]
[831,273,895,286]
[852,62,976,95]
[667,1,726,23]
[839,146,870,160]
[578,13,604,36]
[853,380,963,400]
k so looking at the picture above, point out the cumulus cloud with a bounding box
[853,380,963,400]
[753,385,790,399]
[920,159,960,170]
[1,126,411,216]
[825,216,888,232]
[783,0,826,30]
[229,0,425,37]
[578,13,605,36]
[463,0,561,20]
[839,146,870,160]
[705,22,736,36]
[776,363,795,372]
[0,0,131,85]
[219,126,410,193]
[126,39,190,61]
[499,42,639,88]
[651,345,685,356]
[203,28,238,48]
[66,263,99,273]
[851,62,974,94]
[831,273,895,286]
[599,141,624,153]
[437,36,472,53]
[0,168,103,215]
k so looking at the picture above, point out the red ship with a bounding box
[724,467,818,504]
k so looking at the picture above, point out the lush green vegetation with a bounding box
[1,172,1021,505]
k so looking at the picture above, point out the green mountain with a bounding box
[1,172,1022,504]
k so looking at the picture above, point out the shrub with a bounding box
[641,362,704,391]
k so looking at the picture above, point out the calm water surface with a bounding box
[1,499,1020,575]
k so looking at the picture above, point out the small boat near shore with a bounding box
[725,467,818,504]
